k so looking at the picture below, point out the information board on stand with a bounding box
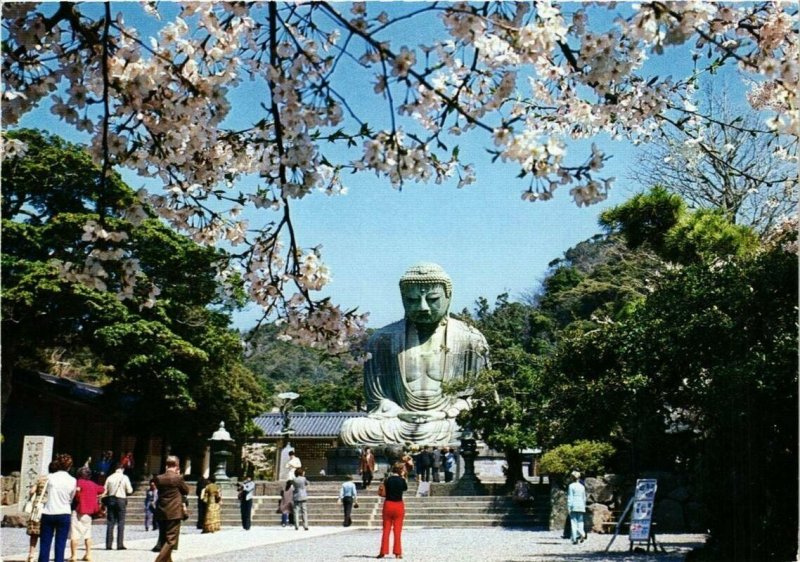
[604,478,663,553]
[629,479,657,542]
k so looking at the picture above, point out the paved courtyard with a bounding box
[2,525,705,562]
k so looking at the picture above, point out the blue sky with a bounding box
[11,2,743,330]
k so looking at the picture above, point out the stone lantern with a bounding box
[454,425,484,495]
[209,421,234,482]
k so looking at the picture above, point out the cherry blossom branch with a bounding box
[318,2,494,134]
[98,2,112,227]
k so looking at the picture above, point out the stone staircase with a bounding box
[125,481,550,529]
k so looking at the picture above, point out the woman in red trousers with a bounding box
[378,463,408,559]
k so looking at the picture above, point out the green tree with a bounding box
[600,186,759,264]
[450,295,549,486]
[1,129,265,458]
[555,190,797,560]
[621,243,797,561]
[243,323,363,412]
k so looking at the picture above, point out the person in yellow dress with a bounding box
[200,475,221,533]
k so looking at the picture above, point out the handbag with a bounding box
[353,500,360,509]
[26,476,48,522]
[377,481,386,498]
[93,501,107,520]
[181,502,190,521]
[29,501,44,523]
[22,498,34,514]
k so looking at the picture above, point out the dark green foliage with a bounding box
[600,187,759,265]
[464,186,796,559]
[599,186,685,254]
[1,129,265,449]
[243,324,363,412]
[534,235,663,330]
[621,246,798,561]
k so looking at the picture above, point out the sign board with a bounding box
[19,436,54,510]
[629,479,658,541]
[416,481,431,497]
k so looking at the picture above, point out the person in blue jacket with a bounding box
[567,471,587,544]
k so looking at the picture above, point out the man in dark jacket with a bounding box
[195,476,208,530]
[154,456,189,562]
[416,446,433,482]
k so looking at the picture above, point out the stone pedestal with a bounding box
[19,436,53,510]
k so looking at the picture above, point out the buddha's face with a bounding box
[401,283,450,326]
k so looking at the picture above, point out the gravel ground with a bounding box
[1,524,173,560]
[1,525,705,562]
[190,528,705,562]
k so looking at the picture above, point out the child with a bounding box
[144,480,158,531]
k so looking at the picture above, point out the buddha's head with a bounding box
[399,262,452,327]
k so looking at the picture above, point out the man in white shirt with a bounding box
[285,450,302,479]
[104,465,133,550]
[39,453,76,562]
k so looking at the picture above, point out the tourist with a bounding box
[285,450,302,479]
[278,480,294,527]
[103,463,133,550]
[378,462,408,559]
[338,475,358,527]
[200,475,221,533]
[70,467,103,562]
[237,475,255,530]
[431,447,442,483]
[290,467,310,530]
[417,446,433,482]
[400,451,414,481]
[358,447,376,489]
[25,461,54,562]
[153,455,190,562]
[567,471,587,545]
[38,453,76,562]
[119,452,134,477]
[195,475,208,530]
[144,480,158,532]
[444,448,456,483]
[93,451,113,485]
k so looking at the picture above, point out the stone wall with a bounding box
[550,471,707,534]
[2,473,20,506]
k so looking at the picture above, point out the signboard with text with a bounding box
[629,479,658,541]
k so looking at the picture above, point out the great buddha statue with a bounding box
[340,263,489,446]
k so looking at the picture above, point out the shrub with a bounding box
[539,440,615,479]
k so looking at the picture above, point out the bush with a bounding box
[539,440,615,479]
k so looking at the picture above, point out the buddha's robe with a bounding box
[341,317,488,446]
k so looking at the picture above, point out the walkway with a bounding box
[1,525,704,562]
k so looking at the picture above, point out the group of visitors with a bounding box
[412,446,457,483]
[23,453,190,562]
[266,450,310,530]
[23,453,128,562]
[90,451,134,484]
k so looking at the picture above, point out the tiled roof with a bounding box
[253,412,366,438]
